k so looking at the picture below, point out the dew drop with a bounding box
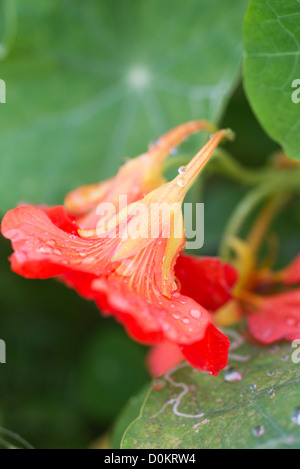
[190,309,201,319]
[37,246,52,254]
[267,388,275,399]
[253,425,265,437]
[152,379,166,391]
[82,256,97,265]
[209,134,215,140]
[172,313,181,320]
[182,318,190,324]
[286,318,296,326]
[291,408,300,425]
[177,178,186,188]
[46,240,56,247]
[171,291,181,299]
[178,166,187,175]
[269,345,280,354]
[224,367,243,382]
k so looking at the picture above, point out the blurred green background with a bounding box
[0,0,299,449]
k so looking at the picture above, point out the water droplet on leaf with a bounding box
[253,426,265,437]
[291,408,300,425]
[224,367,243,382]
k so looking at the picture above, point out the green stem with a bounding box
[164,148,274,186]
[220,169,300,260]
[210,149,272,185]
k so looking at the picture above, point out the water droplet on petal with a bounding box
[224,367,243,382]
[209,134,215,140]
[37,246,52,254]
[286,318,295,326]
[46,240,56,247]
[172,313,181,320]
[177,178,186,188]
[178,166,187,174]
[171,291,181,299]
[291,408,300,425]
[190,309,201,319]
[253,425,265,437]
[182,318,190,324]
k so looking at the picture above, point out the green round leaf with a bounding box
[0,0,247,212]
[244,0,300,161]
[121,333,300,449]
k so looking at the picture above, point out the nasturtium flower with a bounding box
[215,207,300,346]
[1,125,236,376]
[246,253,300,344]
[65,120,214,229]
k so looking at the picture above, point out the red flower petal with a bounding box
[90,273,229,375]
[1,205,114,278]
[147,342,184,377]
[1,130,233,376]
[175,254,238,312]
[180,324,230,376]
[45,206,79,235]
[248,290,300,343]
